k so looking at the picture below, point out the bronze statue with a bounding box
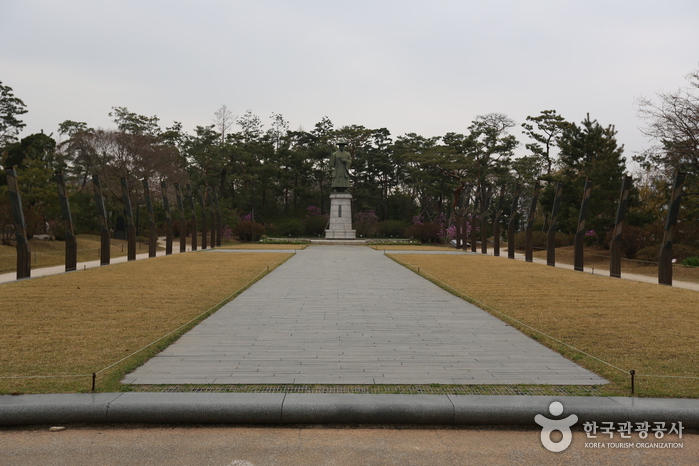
[330,141,351,192]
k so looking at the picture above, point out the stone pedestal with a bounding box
[325,192,356,239]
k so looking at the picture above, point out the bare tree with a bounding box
[213,105,234,144]
[268,112,289,152]
[636,69,699,175]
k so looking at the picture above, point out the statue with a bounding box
[330,141,351,192]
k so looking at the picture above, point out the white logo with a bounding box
[535,401,578,452]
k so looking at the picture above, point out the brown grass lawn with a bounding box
[390,253,699,398]
[0,251,291,394]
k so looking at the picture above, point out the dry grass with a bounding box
[0,251,291,394]
[390,253,699,398]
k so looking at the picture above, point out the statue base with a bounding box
[325,192,356,239]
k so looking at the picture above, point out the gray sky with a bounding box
[2,0,698,164]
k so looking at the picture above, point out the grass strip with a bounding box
[389,253,699,398]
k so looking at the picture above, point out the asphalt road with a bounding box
[0,425,695,465]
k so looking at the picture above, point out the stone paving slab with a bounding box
[123,246,607,385]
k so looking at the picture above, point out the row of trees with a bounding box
[1,69,698,255]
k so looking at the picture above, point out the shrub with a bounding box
[173,220,196,238]
[0,203,13,245]
[552,231,574,247]
[513,231,547,250]
[273,218,305,237]
[682,256,699,267]
[406,222,441,243]
[671,244,699,261]
[367,238,420,246]
[306,205,322,217]
[441,224,457,243]
[259,237,310,244]
[354,210,379,237]
[304,216,328,236]
[512,230,573,250]
[52,222,67,242]
[604,225,653,259]
[635,245,659,263]
[376,220,408,238]
[221,225,233,242]
[233,220,266,241]
[636,244,699,263]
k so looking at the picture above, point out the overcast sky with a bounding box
[2,0,698,165]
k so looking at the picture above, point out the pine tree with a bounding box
[553,114,627,241]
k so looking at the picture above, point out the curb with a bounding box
[1,394,698,427]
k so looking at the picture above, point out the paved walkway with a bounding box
[123,246,606,386]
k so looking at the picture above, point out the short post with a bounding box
[546,181,563,267]
[161,181,173,255]
[187,184,198,251]
[658,172,685,286]
[121,178,137,261]
[92,175,110,266]
[492,187,505,257]
[574,179,593,272]
[55,172,78,272]
[198,189,208,250]
[610,176,631,277]
[5,167,31,279]
[142,179,157,258]
[507,186,520,260]
[525,184,540,263]
[175,182,187,253]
